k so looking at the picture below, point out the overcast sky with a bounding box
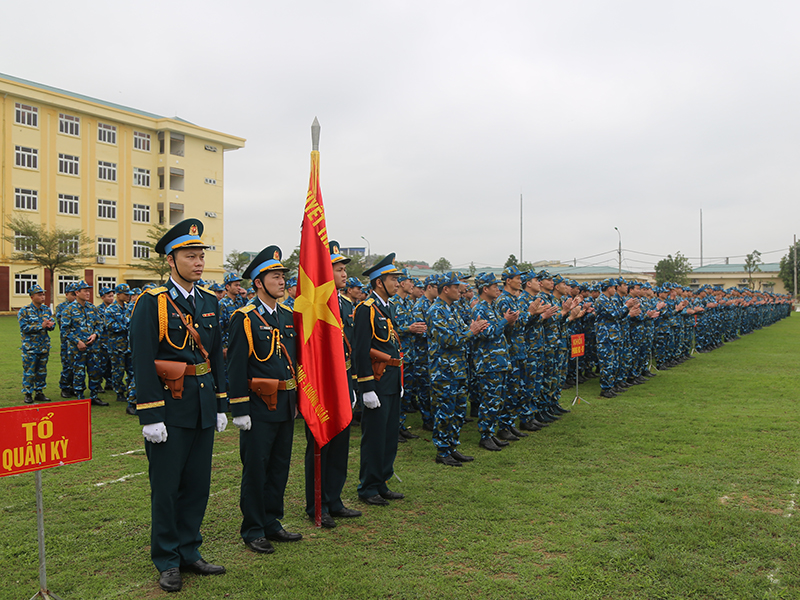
[4,1,799,272]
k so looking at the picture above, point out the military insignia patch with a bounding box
[170,288,178,299]
[258,305,265,314]
[189,224,199,236]
[202,312,215,317]
[273,250,280,260]
[333,245,339,254]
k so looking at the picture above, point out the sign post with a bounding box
[570,334,590,406]
[0,399,93,599]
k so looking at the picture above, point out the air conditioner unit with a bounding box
[97,256,106,264]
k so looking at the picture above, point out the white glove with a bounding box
[143,422,168,444]
[362,391,381,409]
[400,387,405,399]
[216,412,228,432]
[233,415,252,431]
[351,391,357,409]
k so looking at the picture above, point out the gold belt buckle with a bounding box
[194,362,209,376]
[284,378,297,391]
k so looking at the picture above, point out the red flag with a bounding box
[294,148,352,446]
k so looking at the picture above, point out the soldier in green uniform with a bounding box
[303,242,362,528]
[354,254,405,505]
[129,219,228,593]
[228,246,302,554]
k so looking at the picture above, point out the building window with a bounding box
[58,194,80,215]
[15,146,38,169]
[14,231,36,253]
[134,131,151,151]
[59,113,80,136]
[133,203,150,223]
[97,199,117,220]
[58,275,80,295]
[15,273,38,295]
[97,122,117,144]
[15,103,38,127]
[60,236,79,255]
[58,153,80,176]
[133,167,151,187]
[97,237,116,257]
[97,276,116,295]
[169,167,185,191]
[14,188,38,211]
[98,161,117,181]
[204,178,217,185]
[133,240,150,259]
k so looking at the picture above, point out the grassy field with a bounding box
[1,313,798,599]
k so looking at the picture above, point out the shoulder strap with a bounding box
[164,294,209,361]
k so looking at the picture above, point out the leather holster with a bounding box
[249,378,279,411]
[154,360,187,399]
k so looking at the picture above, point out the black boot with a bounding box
[24,393,34,404]
[34,392,50,402]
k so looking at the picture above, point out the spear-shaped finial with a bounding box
[311,117,320,151]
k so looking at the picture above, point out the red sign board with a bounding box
[570,334,585,358]
[0,399,92,477]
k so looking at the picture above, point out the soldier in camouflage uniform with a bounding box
[426,272,487,467]
[391,269,426,441]
[124,283,158,416]
[412,275,439,431]
[494,266,528,441]
[61,280,108,406]
[471,273,517,451]
[219,272,246,359]
[105,283,133,404]
[283,276,297,309]
[56,282,77,398]
[18,284,56,404]
[97,286,116,391]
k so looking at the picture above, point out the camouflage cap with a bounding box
[28,284,45,296]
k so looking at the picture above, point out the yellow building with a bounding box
[0,72,245,310]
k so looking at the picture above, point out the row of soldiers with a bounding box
[381,267,792,464]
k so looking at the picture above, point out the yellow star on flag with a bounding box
[294,266,341,343]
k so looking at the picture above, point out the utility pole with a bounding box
[614,227,621,276]
[794,234,797,298]
[700,209,703,267]
[519,193,523,264]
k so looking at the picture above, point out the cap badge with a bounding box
[273,250,280,260]
[189,224,199,236]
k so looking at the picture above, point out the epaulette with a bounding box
[197,285,213,295]
[363,298,375,307]
[278,303,293,314]
[147,286,167,296]
[235,304,256,315]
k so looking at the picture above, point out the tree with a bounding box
[504,254,518,268]
[136,223,172,283]
[654,251,692,285]
[282,246,300,275]
[224,250,250,275]
[779,242,800,296]
[518,260,534,273]
[744,250,762,288]
[468,261,477,277]
[3,216,95,298]
[432,257,452,273]
[345,254,366,279]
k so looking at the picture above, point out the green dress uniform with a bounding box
[129,221,227,575]
[228,246,298,544]
[354,254,403,501]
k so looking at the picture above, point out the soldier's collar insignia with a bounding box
[258,305,265,314]
[169,288,178,299]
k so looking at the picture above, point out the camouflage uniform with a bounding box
[593,286,625,392]
[105,292,132,402]
[62,284,105,402]
[495,267,527,431]
[470,292,510,441]
[427,289,472,459]
[411,286,436,429]
[55,288,76,394]
[18,289,55,397]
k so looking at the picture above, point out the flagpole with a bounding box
[311,117,323,528]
